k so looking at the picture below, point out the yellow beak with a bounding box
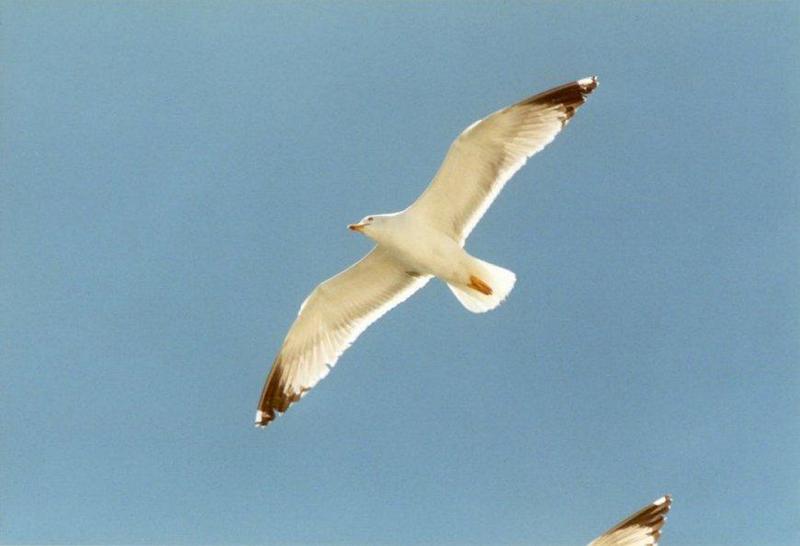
[348,223,366,232]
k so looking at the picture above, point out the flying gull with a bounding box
[588,495,672,546]
[256,76,599,427]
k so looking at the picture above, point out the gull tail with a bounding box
[447,257,516,313]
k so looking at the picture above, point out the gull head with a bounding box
[348,215,377,235]
[348,213,401,242]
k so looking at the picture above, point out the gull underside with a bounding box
[255,76,599,427]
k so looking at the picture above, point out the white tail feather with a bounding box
[447,258,516,313]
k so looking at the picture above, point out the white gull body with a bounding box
[256,76,598,427]
[358,212,516,313]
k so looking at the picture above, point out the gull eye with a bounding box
[367,217,374,222]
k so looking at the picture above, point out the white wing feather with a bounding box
[409,76,598,245]
[256,247,430,426]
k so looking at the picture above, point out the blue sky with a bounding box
[2,2,798,545]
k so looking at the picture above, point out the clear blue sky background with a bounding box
[2,2,798,545]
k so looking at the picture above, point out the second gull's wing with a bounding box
[255,247,430,427]
[588,495,672,546]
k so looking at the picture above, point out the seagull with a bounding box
[256,76,599,427]
[588,495,672,546]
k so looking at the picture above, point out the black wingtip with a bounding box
[634,494,673,543]
[255,357,308,429]
[255,354,296,429]
[595,493,674,545]
[518,75,599,127]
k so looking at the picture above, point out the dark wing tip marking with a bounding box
[520,75,599,127]
[646,494,673,543]
[608,494,673,544]
[254,354,305,428]
[634,494,671,528]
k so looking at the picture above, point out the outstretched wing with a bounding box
[588,495,672,546]
[256,247,431,427]
[408,76,598,245]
